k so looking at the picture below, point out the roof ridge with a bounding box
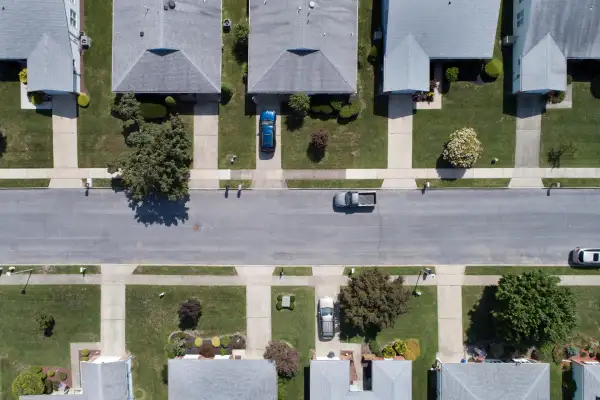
[112,50,147,91]
[520,364,549,399]
[179,49,220,92]
[445,367,481,400]
[318,50,354,92]
[248,50,287,92]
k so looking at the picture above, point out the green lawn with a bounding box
[542,178,600,188]
[0,286,100,398]
[280,0,387,169]
[343,266,435,276]
[126,286,246,399]
[413,1,515,168]
[273,267,313,276]
[541,81,600,167]
[0,179,50,188]
[415,179,510,188]
[218,0,255,169]
[220,180,252,189]
[0,66,52,168]
[132,265,237,275]
[286,180,383,189]
[271,287,315,400]
[6,265,100,274]
[465,266,600,275]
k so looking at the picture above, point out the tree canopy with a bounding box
[12,371,44,397]
[263,340,300,379]
[178,298,202,330]
[492,270,578,349]
[339,268,410,337]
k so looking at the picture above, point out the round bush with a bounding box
[276,301,283,311]
[139,103,167,119]
[289,303,295,310]
[442,127,483,168]
[81,349,90,357]
[80,356,89,362]
[590,352,596,358]
[44,379,53,394]
[277,294,283,302]
[19,68,27,84]
[581,351,588,357]
[263,341,300,378]
[367,45,378,64]
[288,93,310,117]
[445,67,459,82]
[12,372,44,397]
[392,340,407,356]
[338,101,361,120]
[402,349,416,361]
[185,341,193,349]
[165,96,177,108]
[566,346,578,358]
[484,59,503,78]
[369,340,383,357]
[547,90,566,104]
[405,338,420,357]
[221,83,234,105]
[221,336,231,348]
[77,93,90,108]
[382,346,395,359]
[330,97,346,112]
[28,92,44,105]
[211,337,220,348]
[290,295,296,303]
[220,348,228,356]
[48,370,55,378]
[59,372,67,381]
[194,338,203,347]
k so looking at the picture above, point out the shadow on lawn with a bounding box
[126,193,190,227]
[465,285,498,345]
[370,0,388,118]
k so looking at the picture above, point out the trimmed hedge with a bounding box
[330,97,346,112]
[311,104,334,115]
[165,96,177,108]
[405,338,420,357]
[484,59,503,78]
[338,101,361,119]
[139,103,167,119]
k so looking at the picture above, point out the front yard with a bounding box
[0,286,100,398]
[126,286,246,399]
[0,64,52,168]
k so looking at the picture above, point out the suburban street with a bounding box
[0,189,597,265]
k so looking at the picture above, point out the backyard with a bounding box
[271,287,315,400]
[0,286,100,398]
[0,63,52,168]
[126,286,246,399]
[280,0,387,169]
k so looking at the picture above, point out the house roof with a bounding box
[248,0,357,94]
[439,363,550,400]
[574,362,600,399]
[168,359,278,400]
[0,0,75,92]
[310,360,412,400]
[518,0,600,92]
[112,0,222,93]
[383,0,500,92]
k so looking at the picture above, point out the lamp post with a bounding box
[7,268,34,294]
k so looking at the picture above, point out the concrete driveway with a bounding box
[253,98,284,188]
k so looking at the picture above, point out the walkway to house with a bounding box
[50,94,80,189]
[435,265,466,363]
[252,99,285,189]
[191,99,219,189]
[510,95,544,188]
[383,94,417,189]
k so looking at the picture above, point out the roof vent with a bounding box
[168,0,176,8]
[164,4,168,10]
[308,1,316,8]
[140,31,144,37]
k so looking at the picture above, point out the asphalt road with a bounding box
[0,189,598,265]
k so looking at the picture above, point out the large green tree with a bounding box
[109,114,191,201]
[492,270,578,348]
[340,268,410,336]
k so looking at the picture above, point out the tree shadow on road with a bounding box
[127,193,189,227]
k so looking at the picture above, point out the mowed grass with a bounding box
[542,178,600,188]
[6,265,100,274]
[343,266,435,276]
[273,267,313,276]
[219,0,255,169]
[286,180,383,189]
[465,266,600,275]
[541,81,600,167]
[0,286,100,398]
[280,0,387,169]
[133,265,237,275]
[271,287,315,400]
[415,179,510,188]
[0,179,50,188]
[126,286,246,399]
[0,68,52,168]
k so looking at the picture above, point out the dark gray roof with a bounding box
[573,362,600,399]
[517,0,600,92]
[112,0,222,93]
[439,363,550,400]
[168,359,278,400]
[248,0,357,94]
[0,0,75,92]
[310,360,412,400]
[383,0,500,92]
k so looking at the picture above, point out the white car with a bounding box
[318,296,335,340]
[572,248,600,265]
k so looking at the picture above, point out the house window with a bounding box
[517,10,524,27]
[70,9,77,27]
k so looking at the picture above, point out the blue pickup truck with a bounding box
[259,110,276,152]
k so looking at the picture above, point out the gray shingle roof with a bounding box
[248,0,357,94]
[439,363,550,400]
[573,362,600,399]
[0,0,75,92]
[112,0,222,93]
[168,359,278,400]
[517,0,600,92]
[310,360,412,400]
[383,0,500,92]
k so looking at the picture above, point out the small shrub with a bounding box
[220,348,228,356]
[552,345,566,363]
[81,349,90,357]
[234,22,249,48]
[211,337,220,348]
[402,348,416,361]
[232,335,246,349]
[442,127,483,168]
[445,67,459,82]
[277,294,283,302]
[264,341,300,378]
[310,129,329,153]
[36,313,55,336]
[589,352,596,358]
[47,371,55,378]
[392,340,407,356]
[77,93,90,108]
[176,331,186,339]
[179,298,202,330]
[357,43,365,69]
[367,45,378,64]
[221,336,231,348]
[581,351,588,357]
[165,338,186,358]
[288,93,310,117]
[81,356,89,361]
[185,341,193,349]
[382,346,395,358]
[405,339,421,358]
[330,97,346,112]
[566,346,578,358]
[221,83,234,105]
[44,379,53,394]
[567,74,573,85]
[139,103,167,119]
[194,337,203,347]
[289,303,295,310]
[59,372,67,381]
[547,90,566,104]
[12,371,44,397]
[19,68,27,84]
[165,96,177,108]
[311,104,334,115]
[28,92,44,105]
[369,340,383,357]
[484,59,503,78]
[338,101,360,119]
[276,301,283,311]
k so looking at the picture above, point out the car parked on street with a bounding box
[572,247,600,265]
[318,296,335,340]
[333,191,376,208]
[259,110,276,152]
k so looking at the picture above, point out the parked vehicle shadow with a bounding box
[332,203,375,214]
[258,150,274,161]
[127,193,189,227]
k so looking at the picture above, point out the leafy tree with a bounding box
[178,298,202,330]
[12,371,44,397]
[288,93,310,117]
[111,92,141,121]
[442,127,483,168]
[108,115,191,202]
[492,270,578,349]
[339,268,410,337]
[36,313,55,336]
[263,340,300,379]
[234,22,249,47]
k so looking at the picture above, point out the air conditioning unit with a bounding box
[81,36,91,49]
[502,35,514,46]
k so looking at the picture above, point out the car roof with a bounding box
[260,110,276,120]
[582,249,600,262]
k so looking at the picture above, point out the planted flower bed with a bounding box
[167,331,246,358]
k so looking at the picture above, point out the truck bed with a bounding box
[358,192,376,206]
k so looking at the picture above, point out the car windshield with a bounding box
[579,251,585,262]
[321,307,333,316]
[345,192,352,205]
[261,120,272,126]
[594,253,599,262]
